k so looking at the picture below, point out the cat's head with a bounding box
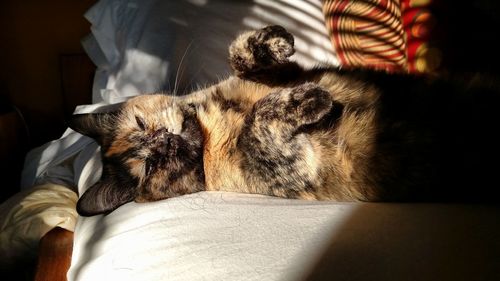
[69,95,205,216]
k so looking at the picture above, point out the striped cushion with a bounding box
[322,0,442,73]
[323,0,407,72]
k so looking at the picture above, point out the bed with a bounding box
[1,0,500,280]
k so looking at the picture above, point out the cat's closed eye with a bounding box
[135,115,146,130]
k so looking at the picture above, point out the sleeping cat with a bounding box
[69,25,500,216]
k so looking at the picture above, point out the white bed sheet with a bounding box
[68,192,351,281]
[68,192,500,281]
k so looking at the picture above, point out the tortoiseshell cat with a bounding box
[69,25,500,216]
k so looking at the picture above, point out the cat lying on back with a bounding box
[69,25,500,216]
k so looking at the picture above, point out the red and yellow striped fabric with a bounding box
[400,0,441,73]
[322,0,442,73]
[323,0,408,72]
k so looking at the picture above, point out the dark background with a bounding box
[0,0,96,202]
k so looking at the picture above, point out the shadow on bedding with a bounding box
[298,203,500,281]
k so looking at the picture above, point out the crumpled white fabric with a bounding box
[20,103,109,191]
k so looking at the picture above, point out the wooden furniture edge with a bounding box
[34,227,74,281]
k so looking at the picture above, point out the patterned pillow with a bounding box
[322,0,441,73]
[322,0,407,72]
[400,0,441,73]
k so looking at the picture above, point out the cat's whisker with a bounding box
[173,40,195,97]
[182,61,206,94]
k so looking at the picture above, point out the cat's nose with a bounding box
[160,132,179,157]
[151,128,168,140]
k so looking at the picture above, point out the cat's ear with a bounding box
[76,178,136,216]
[68,113,117,144]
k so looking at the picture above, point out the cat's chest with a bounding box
[196,81,272,191]
[196,100,248,191]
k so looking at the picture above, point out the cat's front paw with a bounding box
[289,83,333,125]
[229,25,295,75]
[253,83,333,128]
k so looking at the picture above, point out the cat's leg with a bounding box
[238,83,335,197]
[240,83,333,151]
[247,83,333,134]
[229,25,303,83]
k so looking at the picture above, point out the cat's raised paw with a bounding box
[229,25,295,76]
[250,25,295,63]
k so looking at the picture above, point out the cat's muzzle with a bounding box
[157,132,180,157]
[145,128,181,157]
